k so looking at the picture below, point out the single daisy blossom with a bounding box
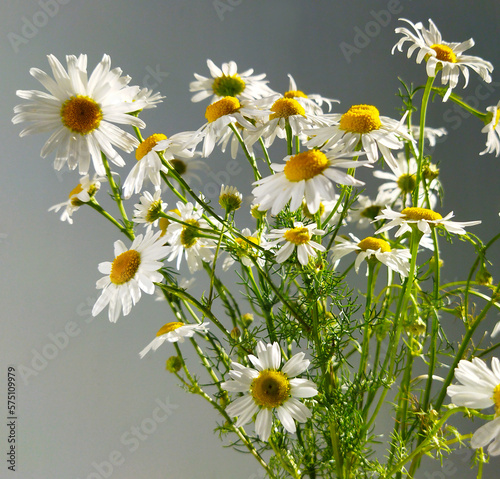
[347,191,396,229]
[49,174,103,224]
[163,202,216,273]
[374,206,481,238]
[13,54,147,176]
[480,100,500,157]
[139,321,209,358]
[246,94,331,149]
[373,152,440,207]
[252,149,367,215]
[221,341,317,442]
[189,59,274,103]
[92,229,169,323]
[447,357,500,456]
[123,132,195,199]
[305,104,414,170]
[190,96,264,157]
[263,222,326,266]
[133,190,166,228]
[392,18,494,101]
[330,234,411,277]
[222,228,264,271]
[410,125,447,148]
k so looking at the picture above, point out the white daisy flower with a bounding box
[166,155,208,186]
[252,149,368,216]
[49,174,103,224]
[12,54,147,176]
[123,132,195,199]
[163,202,216,273]
[347,191,397,229]
[284,74,339,115]
[133,190,166,228]
[392,18,494,101]
[190,59,274,103]
[129,87,165,110]
[190,96,264,158]
[245,94,331,149]
[263,222,326,266]
[221,341,317,442]
[480,100,500,157]
[374,206,481,238]
[331,234,411,276]
[222,228,264,271]
[447,357,500,456]
[305,104,414,171]
[139,321,209,358]
[373,152,440,207]
[92,229,169,323]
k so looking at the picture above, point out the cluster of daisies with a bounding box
[12,19,500,446]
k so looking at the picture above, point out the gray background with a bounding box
[1,1,500,478]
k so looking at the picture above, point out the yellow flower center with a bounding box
[339,104,382,134]
[494,109,500,130]
[136,133,168,161]
[159,208,181,236]
[251,369,291,408]
[180,218,200,249]
[60,95,103,135]
[430,44,457,63]
[235,236,259,251]
[156,321,184,337]
[170,159,187,176]
[110,250,141,285]
[357,237,391,253]
[212,74,246,97]
[493,384,500,413]
[284,90,308,99]
[145,200,163,223]
[284,150,329,182]
[270,98,305,120]
[284,227,311,245]
[205,96,241,123]
[397,174,417,194]
[401,207,443,222]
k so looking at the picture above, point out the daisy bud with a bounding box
[250,204,266,220]
[406,317,427,336]
[219,185,242,212]
[166,356,182,373]
[241,313,254,328]
[230,327,241,339]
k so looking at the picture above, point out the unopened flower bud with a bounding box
[423,163,440,181]
[166,356,182,373]
[219,185,242,212]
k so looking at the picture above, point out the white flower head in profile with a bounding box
[49,174,103,224]
[330,234,411,277]
[221,341,317,442]
[392,18,494,101]
[480,100,500,157]
[139,321,209,358]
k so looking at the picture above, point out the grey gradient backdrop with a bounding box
[1,1,500,478]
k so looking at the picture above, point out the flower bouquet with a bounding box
[14,18,500,478]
